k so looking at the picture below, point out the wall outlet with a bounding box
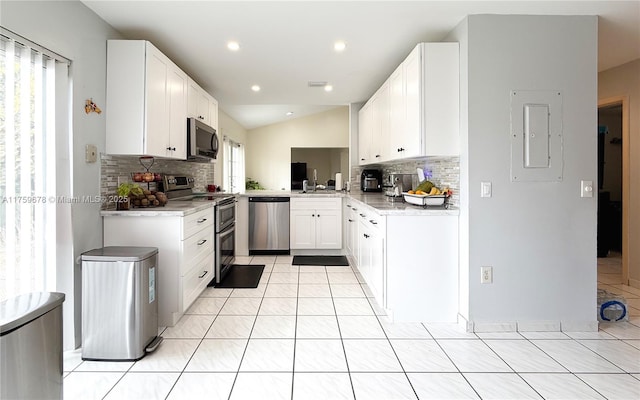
[481,266,493,284]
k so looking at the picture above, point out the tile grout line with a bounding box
[226,257,267,400]
[289,264,301,400]
[327,264,358,400]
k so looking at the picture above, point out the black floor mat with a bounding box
[214,265,264,288]
[292,256,349,266]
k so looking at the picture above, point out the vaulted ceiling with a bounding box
[83,1,640,129]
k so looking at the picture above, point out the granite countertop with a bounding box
[347,193,459,216]
[242,190,458,216]
[101,201,213,217]
[101,191,458,217]
[242,190,343,198]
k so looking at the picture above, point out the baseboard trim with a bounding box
[466,319,598,333]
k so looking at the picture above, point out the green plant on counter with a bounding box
[246,178,264,190]
[116,183,144,197]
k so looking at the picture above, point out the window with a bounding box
[222,137,245,194]
[0,28,69,301]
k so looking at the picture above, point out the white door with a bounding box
[290,210,316,249]
[145,46,169,157]
[315,209,342,249]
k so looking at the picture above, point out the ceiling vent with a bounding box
[307,81,328,88]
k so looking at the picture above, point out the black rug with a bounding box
[214,265,264,288]
[292,256,349,266]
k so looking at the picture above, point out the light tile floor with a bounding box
[64,253,640,399]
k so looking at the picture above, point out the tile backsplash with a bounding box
[350,156,460,208]
[100,154,215,209]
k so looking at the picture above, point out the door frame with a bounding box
[598,95,630,284]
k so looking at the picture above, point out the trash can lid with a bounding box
[81,246,158,262]
[1,292,65,335]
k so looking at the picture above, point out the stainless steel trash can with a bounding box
[81,246,162,361]
[1,292,65,400]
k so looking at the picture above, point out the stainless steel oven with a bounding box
[213,196,236,285]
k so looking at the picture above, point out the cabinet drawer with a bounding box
[354,205,385,234]
[291,197,341,210]
[182,225,214,274]
[182,253,213,312]
[183,207,213,239]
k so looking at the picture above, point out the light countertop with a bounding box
[100,201,213,217]
[101,191,458,217]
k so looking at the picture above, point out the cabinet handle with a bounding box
[397,147,405,152]
[348,219,354,222]
[361,158,365,161]
[317,214,320,218]
[363,234,370,238]
[166,146,176,151]
[375,154,381,158]
[197,218,207,223]
[369,220,377,225]
[352,208,358,211]
[347,205,351,208]
[359,213,366,218]
[198,115,205,120]
[312,214,315,217]
[197,239,207,245]
[198,270,208,279]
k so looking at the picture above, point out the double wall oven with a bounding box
[162,175,235,285]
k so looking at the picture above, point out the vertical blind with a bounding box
[0,29,65,301]
[223,137,245,194]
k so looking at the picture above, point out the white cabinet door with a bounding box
[145,46,170,157]
[290,209,316,249]
[315,208,342,249]
[400,45,422,159]
[358,103,372,165]
[370,81,389,163]
[106,40,187,159]
[209,96,219,131]
[167,67,188,159]
[387,65,404,161]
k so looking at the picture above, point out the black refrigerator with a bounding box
[291,162,307,190]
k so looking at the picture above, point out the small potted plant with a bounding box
[116,183,133,210]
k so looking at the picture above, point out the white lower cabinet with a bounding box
[290,198,342,249]
[345,198,458,322]
[103,206,214,327]
[357,212,385,308]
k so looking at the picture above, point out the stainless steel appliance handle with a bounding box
[218,201,235,213]
[219,224,235,239]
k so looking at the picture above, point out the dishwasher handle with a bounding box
[249,197,290,202]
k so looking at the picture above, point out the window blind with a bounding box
[0,28,67,301]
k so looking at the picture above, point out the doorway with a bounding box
[597,97,630,285]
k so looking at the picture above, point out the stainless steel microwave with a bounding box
[187,117,218,161]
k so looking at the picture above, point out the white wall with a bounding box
[1,1,122,349]
[246,107,349,190]
[598,59,640,288]
[455,15,598,330]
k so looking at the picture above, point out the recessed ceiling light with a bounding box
[334,41,347,52]
[251,85,261,92]
[286,111,294,116]
[227,41,240,51]
[324,85,333,92]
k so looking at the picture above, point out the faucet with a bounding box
[313,169,317,191]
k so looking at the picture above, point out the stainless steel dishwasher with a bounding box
[249,197,290,255]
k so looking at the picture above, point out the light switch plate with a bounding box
[481,182,492,198]
[581,180,594,198]
[85,144,97,163]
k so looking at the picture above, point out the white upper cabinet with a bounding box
[187,78,219,132]
[106,40,187,159]
[358,42,459,163]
